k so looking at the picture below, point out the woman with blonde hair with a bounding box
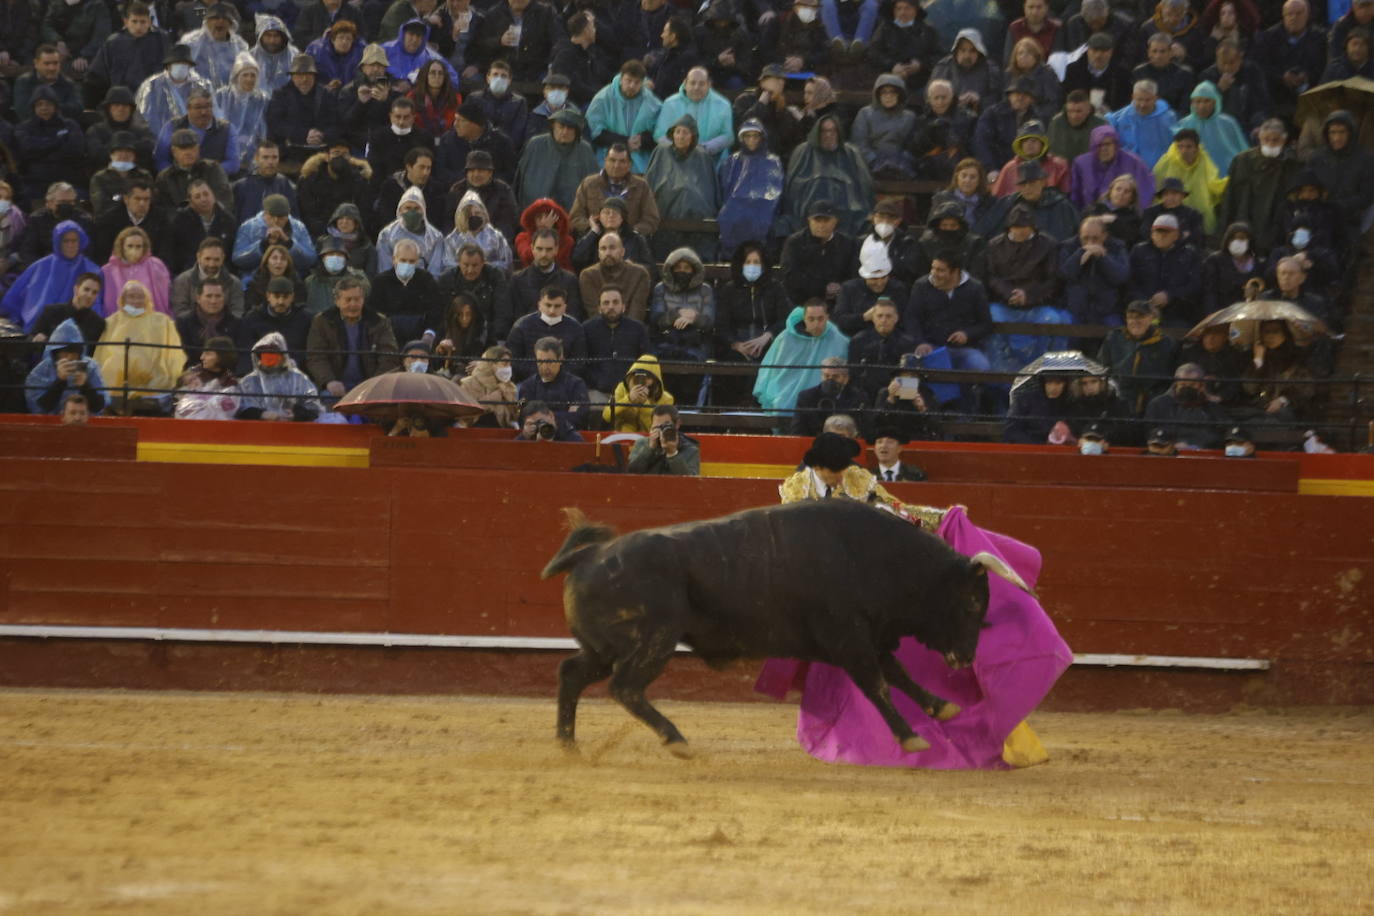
[931,156,993,228]
[1089,172,1144,245]
[1003,37,1061,121]
[101,226,172,318]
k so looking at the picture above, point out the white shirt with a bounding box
[877,461,900,482]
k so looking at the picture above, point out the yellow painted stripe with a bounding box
[701,461,796,479]
[137,441,370,468]
[1298,478,1374,497]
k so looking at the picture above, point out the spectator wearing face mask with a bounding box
[235,331,324,421]
[298,142,374,240]
[95,279,185,415]
[456,345,519,428]
[1144,363,1229,449]
[1220,119,1299,253]
[305,238,371,316]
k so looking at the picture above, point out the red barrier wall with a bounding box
[1,455,1370,708]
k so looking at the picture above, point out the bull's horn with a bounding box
[969,552,1033,594]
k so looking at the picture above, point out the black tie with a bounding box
[886,470,895,481]
[823,485,832,498]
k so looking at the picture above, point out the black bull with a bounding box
[541,500,1030,756]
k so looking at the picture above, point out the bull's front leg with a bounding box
[879,653,961,722]
[837,658,930,754]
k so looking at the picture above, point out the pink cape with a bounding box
[754,506,1073,769]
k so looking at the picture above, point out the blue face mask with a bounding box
[1224,444,1248,457]
[110,159,136,172]
[1078,440,1104,456]
[395,261,416,280]
[742,263,763,283]
[1291,228,1311,249]
[407,359,429,373]
[895,17,915,27]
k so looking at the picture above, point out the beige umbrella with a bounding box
[332,371,487,422]
[1185,300,1332,350]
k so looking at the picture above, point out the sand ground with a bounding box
[0,689,1371,915]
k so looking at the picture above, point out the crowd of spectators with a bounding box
[0,0,1364,449]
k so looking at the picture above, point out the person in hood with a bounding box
[306,19,364,90]
[973,75,1039,173]
[1307,110,1374,249]
[754,301,850,422]
[646,114,722,260]
[852,74,919,180]
[586,61,663,174]
[305,236,370,315]
[929,28,1000,114]
[455,344,519,428]
[990,118,1069,197]
[84,1,170,110]
[512,198,574,270]
[376,185,446,272]
[717,120,784,259]
[650,247,716,368]
[13,87,87,205]
[1105,80,1176,169]
[1151,131,1225,236]
[313,201,375,275]
[216,53,272,172]
[1200,222,1265,313]
[782,114,873,238]
[184,2,251,88]
[24,317,107,415]
[1003,372,1075,444]
[100,226,171,318]
[693,0,752,90]
[1071,124,1155,211]
[514,109,600,212]
[1172,80,1246,178]
[383,19,459,86]
[85,86,156,175]
[251,13,299,92]
[137,44,216,141]
[235,330,323,420]
[864,0,942,96]
[2,220,101,333]
[95,279,185,413]
[912,198,987,282]
[443,191,512,274]
[601,353,674,433]
[653,67,734,162]
[1219,118,1298,253]
[1272,174,1342,290]
[1322,25,1374,81]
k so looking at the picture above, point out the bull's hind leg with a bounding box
[837,657,931,753]
[879,653,961,722]
[557,649,613,748]
[607,636,691,757]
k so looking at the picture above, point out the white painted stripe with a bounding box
[0,626,1272,670]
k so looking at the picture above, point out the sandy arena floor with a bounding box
[0,689,1370,914]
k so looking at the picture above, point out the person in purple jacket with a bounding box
[1069,124,1154,211]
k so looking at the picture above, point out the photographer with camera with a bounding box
[514,399,585,442]
[626,404,699,475]
[789,356,867,438]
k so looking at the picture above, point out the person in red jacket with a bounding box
[513,197,574,269]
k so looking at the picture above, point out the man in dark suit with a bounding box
[868,426,927,482]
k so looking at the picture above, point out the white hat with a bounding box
[858,236,892,279]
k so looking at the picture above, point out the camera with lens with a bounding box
[534,420,557,441]
[656,423,677,444]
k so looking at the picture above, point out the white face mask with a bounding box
[110,159,136,172]
[1260,143,1283,158]
[123,304,146,316]
[545,89,568,108]
[170,63,191,81]
[796,5,817,22]
[1078,439,1104,456]
[539,311,562,325]
[494,366,513,382]
[0,199,11,214]
[1224,444,1248,457]
[1227,239,1249,257]
[1291,228,1311,249]
[874,221,895,239]
[407,359,429,373]
[324,254,346,273]
[391,123,412,135]
[488,75,510,94]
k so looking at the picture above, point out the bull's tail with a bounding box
[540,508,617,579]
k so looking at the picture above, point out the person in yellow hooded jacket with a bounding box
[1153,128,1226,235]
[95,279,186,414]
[602,354,675,434]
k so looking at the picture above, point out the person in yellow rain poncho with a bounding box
[756,432,1071,770]
[601,354,674,434]
[1153,128,1226,235]
[95,279,186,414]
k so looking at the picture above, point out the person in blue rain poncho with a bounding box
[1,220,101,333]
[215,52,272,172]
[1171,80,1248,178]
[717,119,783,259]
[382,19,459,86]
[584,64,663,174]
[250,14,300,92]
[136,44,217,139]
[753,302,850,424]
[235,330,325,421]
[24,318,108,415]
[183,2,251,88]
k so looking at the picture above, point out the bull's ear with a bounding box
[969,552,1033,594]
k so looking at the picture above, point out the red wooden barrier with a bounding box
[1,456,1370,708]
[0,423,138,461]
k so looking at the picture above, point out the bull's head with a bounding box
[942,553,1033,669]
